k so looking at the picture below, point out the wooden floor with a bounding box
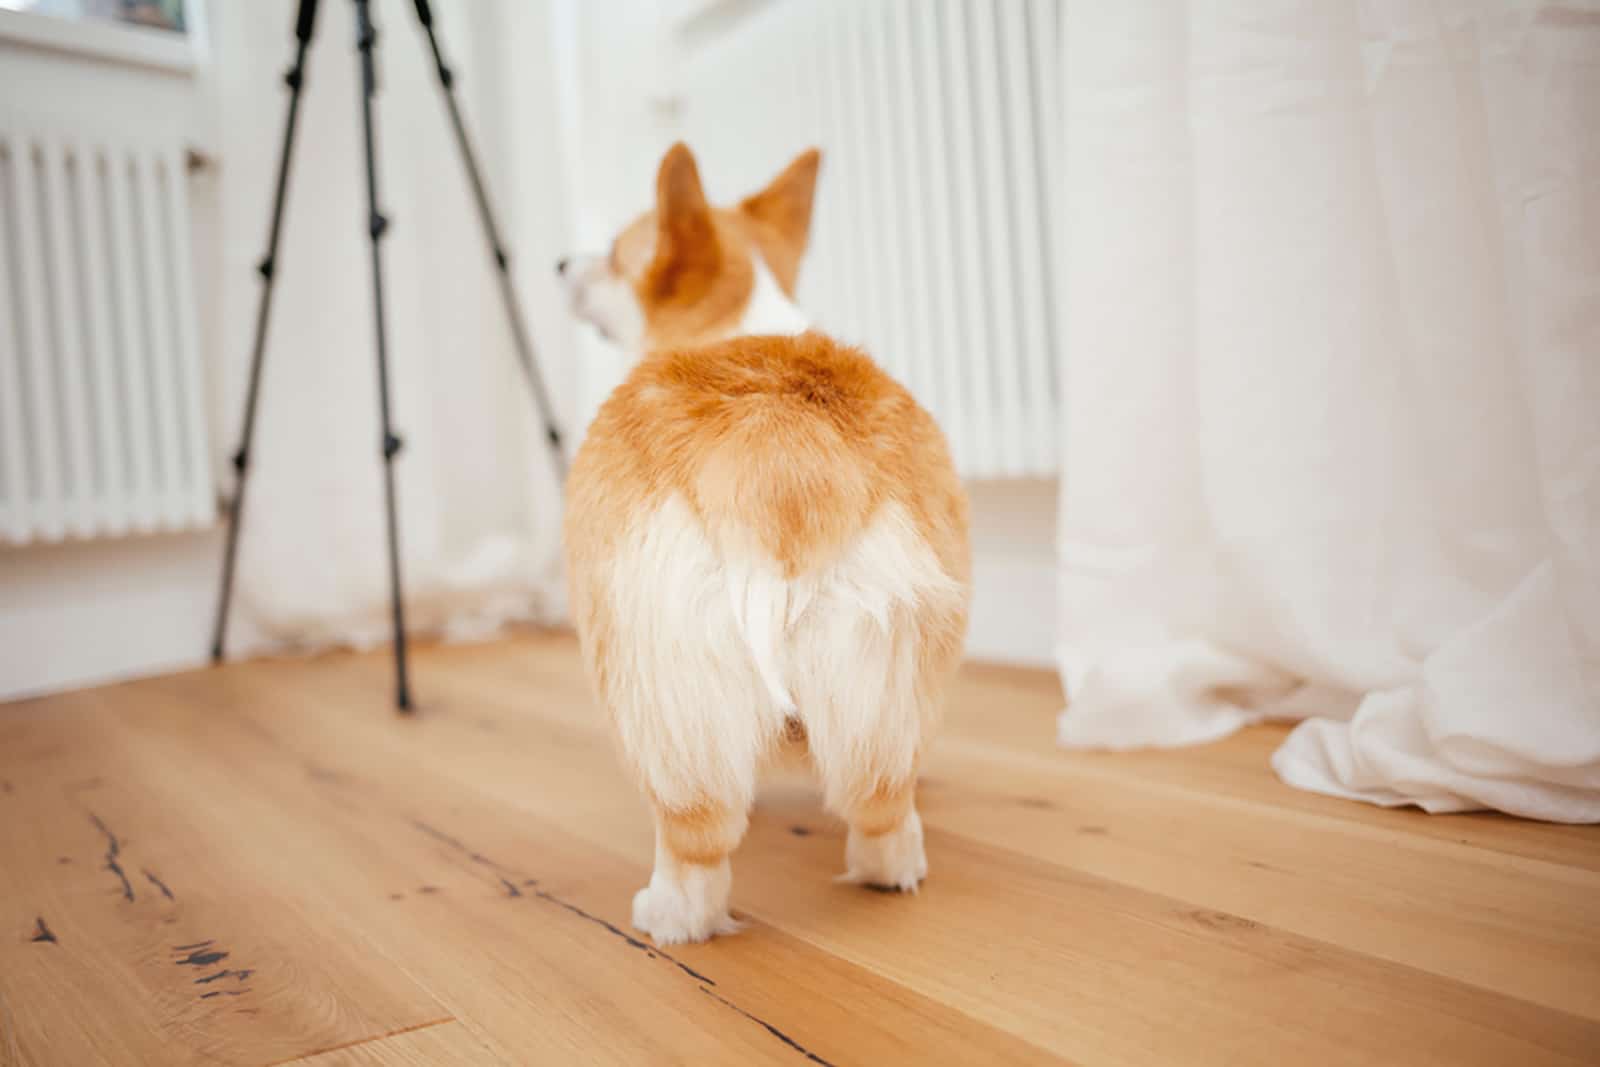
[2,633,1597,1066]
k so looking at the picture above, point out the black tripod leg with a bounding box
[211,3,320,664]
[353,0,413,712]
[409,0,567,484]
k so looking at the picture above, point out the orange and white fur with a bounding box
[558,144,970,945]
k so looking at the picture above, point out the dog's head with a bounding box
[557,142,820,353]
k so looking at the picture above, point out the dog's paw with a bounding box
[632,878,740,945]
[838,809,927,893]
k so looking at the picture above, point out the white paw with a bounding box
[839,809,927,892]
[631,863,739,945]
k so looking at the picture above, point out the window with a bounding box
[0,0,185,34]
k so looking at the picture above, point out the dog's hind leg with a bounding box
[793,604,938,892]
[584,499,790,944]
[612,654,778,945]
[633,791,750,945]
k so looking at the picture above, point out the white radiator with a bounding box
[674,0,1062,479]
[0,126,212,544]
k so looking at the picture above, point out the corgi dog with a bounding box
[557,143,970,945]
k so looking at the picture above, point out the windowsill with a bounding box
[0,7,194,74]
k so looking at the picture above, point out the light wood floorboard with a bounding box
[2,632,1596,1065]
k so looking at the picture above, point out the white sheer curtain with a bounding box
[208,0,572,653]
[1053,0,1600,821]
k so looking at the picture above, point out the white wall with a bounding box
[966,480,1056,667]
[0,531,229,700]
[0,0,1056,702]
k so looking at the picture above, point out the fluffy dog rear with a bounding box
[560,144,970,944]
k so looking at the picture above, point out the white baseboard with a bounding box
[964,479,1057,668]
[0,531,224,702]
[0,480,1061,701]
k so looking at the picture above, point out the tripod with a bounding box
[210,0,567,711]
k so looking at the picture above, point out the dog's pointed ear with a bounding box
[738,148,821,296]
[647,142,720,299]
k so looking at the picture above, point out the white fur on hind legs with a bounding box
[593,496,962,942]
[632,853,742,946]
[838,809,928,892]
